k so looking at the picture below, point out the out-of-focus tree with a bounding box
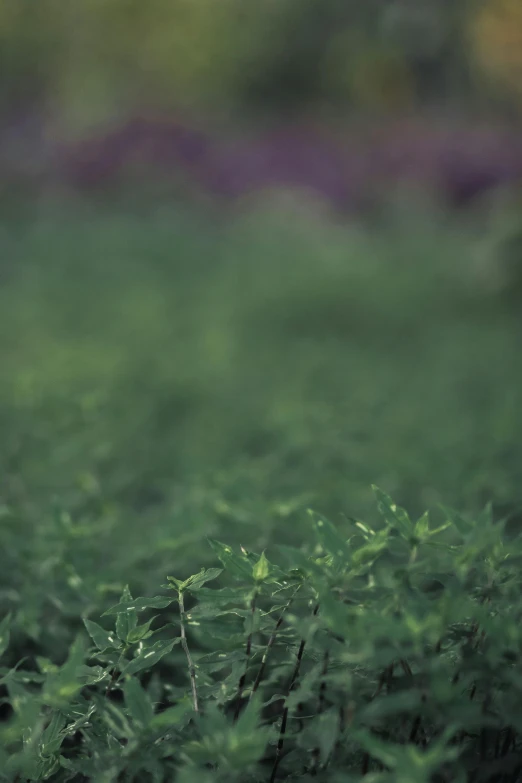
[1,0,291,126]
[322,34,415,111]
[0,0,65,109]
[0,0,519,125]
[51,0,287,129]
[469,0,522,106]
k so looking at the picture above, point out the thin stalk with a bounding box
[371,662,394,700]
[105,646,128,697]
[453,594,489,689]
[234,589,258,721]
[500,727,515,757]
[249,585,301,704]
[178,590,199,714]
[308,648,331,775]
[318,649,330,714]
[398,658,427,746]
[363,662,397,773]
[333,702,349,758]
[409,715,422,743]
[270,602,319,783]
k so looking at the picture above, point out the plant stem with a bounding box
[234,589,257,721]
[270,602,319,783]
[178,590,199,714]
[249,584,301,704]
[105,646,128,697]
[308,648,331,774]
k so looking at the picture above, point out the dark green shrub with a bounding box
[1,487,521,781]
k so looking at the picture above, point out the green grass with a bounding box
[1,192,522,680]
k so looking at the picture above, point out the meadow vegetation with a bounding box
[1,193,522,779]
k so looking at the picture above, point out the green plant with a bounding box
[1,487,521,781]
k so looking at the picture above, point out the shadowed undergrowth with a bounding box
[2,488,522,781]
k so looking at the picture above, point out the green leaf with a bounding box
[439,505,475,538]
[350,727,400,770]
[354,519,376,537]
[0,614,11,660]
[316,708,339,765]
[351,724,461,780]
[103,596,174,616]
[36,755,61,779]
[123,676,154,726]
[181,567,223,592]
[185,699,269,768]
[277,544,322,577]
[99,699,135,740]
[373,485,413,537]
[59,703,96,736]
[77,664,107,686]
[36,657,59,675]
[40,710,67,757]
[115,585,138,642]
[310,511,350,563]
[83,619,120,652]
[190,586,248,604]
[207,539,253,581]
[149,701,192,731]
[42,635,86,707]
[477,502,494,528]
[414,511,430,538]
[126,616,159,645]
[59,755,97,778]
[120,638,179,677]
[414,511,452,541]
[350,531,389,568]
[252,552,270,582]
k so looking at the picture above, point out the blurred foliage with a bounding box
[0,0,519,124]
[2,492,522,781]
[1,198,522,622]
[469,0,522,102]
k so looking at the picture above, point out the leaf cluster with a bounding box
[2,488,522,782]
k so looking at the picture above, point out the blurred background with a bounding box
[1,0,522,631]
[1,0,521,123]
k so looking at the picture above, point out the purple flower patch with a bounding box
[2,110,522,212]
